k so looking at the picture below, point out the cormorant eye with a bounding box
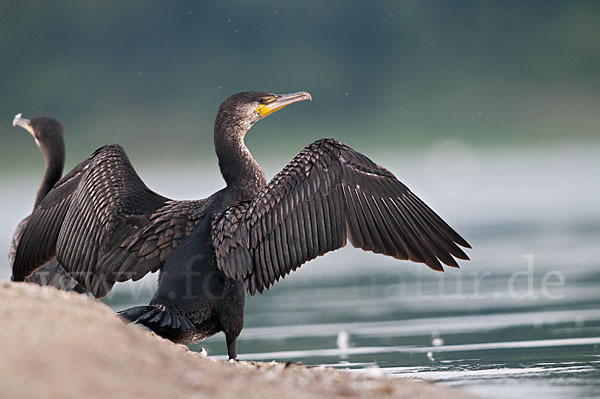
[258,96,274,105]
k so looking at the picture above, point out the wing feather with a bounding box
[10,216,84,292]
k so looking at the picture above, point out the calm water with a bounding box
[2,144,599,399]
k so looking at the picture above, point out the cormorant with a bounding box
[10,114,84,292]
[12,91,470,359]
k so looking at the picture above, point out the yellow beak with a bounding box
[255,91,312,118]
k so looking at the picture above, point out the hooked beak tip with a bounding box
[12,113,23,127]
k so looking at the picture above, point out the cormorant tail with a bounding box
[118,305,195,331]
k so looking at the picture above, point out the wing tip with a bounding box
[454,234,472,249]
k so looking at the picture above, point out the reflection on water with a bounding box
[1,146,599,399]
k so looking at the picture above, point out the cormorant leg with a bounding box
[226,334,238,361]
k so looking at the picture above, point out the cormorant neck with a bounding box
[34,141,65,209]
[214,116,266,201]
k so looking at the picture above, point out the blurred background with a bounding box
[1,1,599,163]
[1,2,599,398]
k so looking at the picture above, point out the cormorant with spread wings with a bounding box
[12,91,470,359]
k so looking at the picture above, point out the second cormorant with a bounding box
[10,114,84,292]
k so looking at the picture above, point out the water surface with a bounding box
[2,145,599,398]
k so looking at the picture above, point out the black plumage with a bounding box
[12,91,470,359]
[9,114,84,293]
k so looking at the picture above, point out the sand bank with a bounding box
[0,282,476,398]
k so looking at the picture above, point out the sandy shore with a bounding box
[0,281,476,399]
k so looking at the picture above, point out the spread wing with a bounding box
[12,144,206,297]
[213,139,471,295]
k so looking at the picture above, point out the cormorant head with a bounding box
[13,114,64,149]
[216,91,312,135]
[13,114,65,163]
